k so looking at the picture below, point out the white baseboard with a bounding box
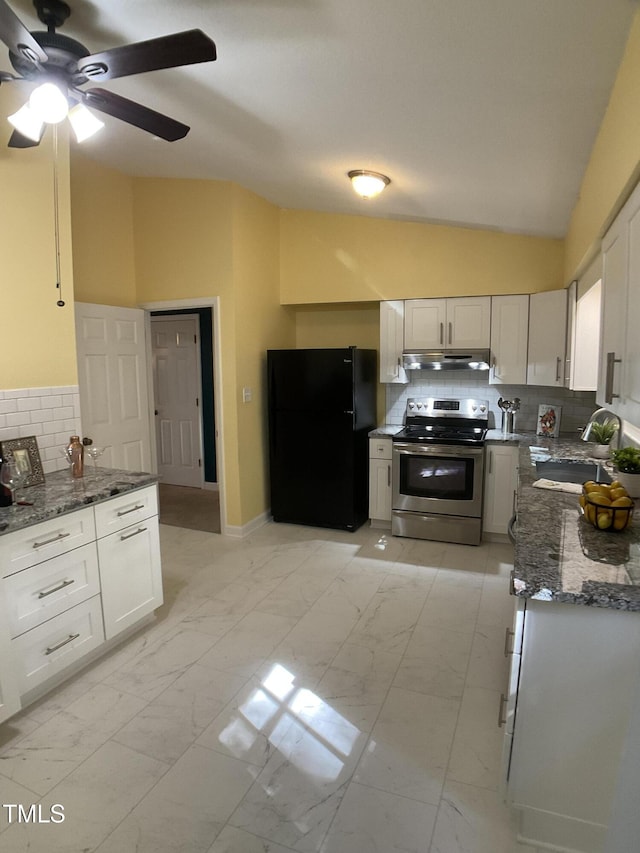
[202,482,219,492]
[223,510,270,538]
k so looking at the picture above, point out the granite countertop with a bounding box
[513,434,640,611]
[0,468,158,536]
[369,425,401,438]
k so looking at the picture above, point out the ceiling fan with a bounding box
[0,0,217,148]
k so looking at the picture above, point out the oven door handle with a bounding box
[393,443,484,459]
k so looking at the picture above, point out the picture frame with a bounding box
[0,435,45,487]
[536,404,562,438]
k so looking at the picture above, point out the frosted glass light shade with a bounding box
[7,104,45,141]
[68,103,104,142]
[29,83,69,124]
[348,169,390,199]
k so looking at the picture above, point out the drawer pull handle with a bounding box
[45,633,80,655]
[504,627,515,657]
[117,504,145,517]
[498,693,508,728]
[38,579,75,599]
[32,532,70,549]
[120,526,147,541]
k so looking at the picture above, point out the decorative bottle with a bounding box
[67,436,84,478]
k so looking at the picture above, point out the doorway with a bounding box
[144,299,223,535]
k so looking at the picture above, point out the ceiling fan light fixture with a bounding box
[348,169,390,199]
[7,103,45,141]
[68,103,104,142]
[29,82,69,124]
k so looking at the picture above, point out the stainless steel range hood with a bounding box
[402,349,491,371]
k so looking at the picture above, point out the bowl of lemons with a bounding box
[579,480,634,531]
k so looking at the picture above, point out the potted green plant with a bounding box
[611,446,640,498]
[589,419,619,458]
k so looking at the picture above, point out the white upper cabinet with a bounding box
[379,301,408,384]
[490,295,529,385]
[568,269,602,392]
[598,179,640,427]
[404,297,491,350]
[526,290,567,386]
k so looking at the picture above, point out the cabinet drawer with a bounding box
[94,485,158,539]
[369,438,392,460]
[12,596,104,696]
[0,508,96,578]
[4,543,100,639]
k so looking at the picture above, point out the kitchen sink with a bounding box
[535,460,612,484]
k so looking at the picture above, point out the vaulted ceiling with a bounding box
[2,0,636,237]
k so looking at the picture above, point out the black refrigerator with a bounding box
[267,347,377,531]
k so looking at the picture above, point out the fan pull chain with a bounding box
[52,125,65,307]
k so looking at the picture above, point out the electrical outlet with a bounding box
[242,387,252,403]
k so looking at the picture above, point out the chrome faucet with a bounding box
[580,408,622,448]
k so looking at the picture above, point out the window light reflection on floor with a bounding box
[217,662,362,784]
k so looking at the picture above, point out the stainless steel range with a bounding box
[392,397,489,545]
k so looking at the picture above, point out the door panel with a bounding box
[75,303,152,473]
[151,317,202,487]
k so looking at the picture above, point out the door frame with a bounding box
[140,297,226,533]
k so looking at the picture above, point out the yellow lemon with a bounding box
[613,514,631,531]
[611,496,633,508]
[597,511,613,530]
[610,488,629,501]
[579,494,586,508]
[589,493,612,506]
[610,480,623,490]
[586,504,596,524]
[584,483,602,493]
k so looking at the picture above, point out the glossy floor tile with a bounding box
[0,522,542,852]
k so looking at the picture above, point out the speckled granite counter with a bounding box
[0,468,157,536]
[513,434,640,610]
[369,425,401,438]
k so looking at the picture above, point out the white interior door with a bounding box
[151,316,202,487]
[75,303,152,472]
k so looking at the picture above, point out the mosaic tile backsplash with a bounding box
[385,373,598,436]
[0,386,82,474]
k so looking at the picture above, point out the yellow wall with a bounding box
[231,184,295,524]
[1,86,77,389]
[280,210,564,304]
[70,154,137,306]
[565,12,640,279]
[294,302,385,423]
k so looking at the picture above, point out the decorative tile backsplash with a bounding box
[385,373,598,436]
[0,386,82,474]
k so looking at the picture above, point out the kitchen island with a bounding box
[503,434,640,853]
[0,468,162,725]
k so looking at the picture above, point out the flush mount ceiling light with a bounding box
[348,169,391,200]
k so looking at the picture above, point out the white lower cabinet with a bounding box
[0,484,162,717]
[483,443,518,536]
[505,600,640,852]
[98,516,162,640]
[369,437,392,527]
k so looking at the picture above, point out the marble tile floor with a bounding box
[0,522,544,852]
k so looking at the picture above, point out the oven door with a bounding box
[392,442,484,518]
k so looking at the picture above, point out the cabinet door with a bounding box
[447,297,491,349]
[379,301,408,383]
[0,593,20,723]
[598,214,627,411]
[483,444,518,535]
[369,458,392,524]
[490,295,529,385]
[620,191,640,425]
[404,299,447,349]
[526,290,567,386]
[97,516,163,640]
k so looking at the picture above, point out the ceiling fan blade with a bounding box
[76,29,216,82]
[0,0,47,63]
[81,88,190,141]
[8,127,44,148]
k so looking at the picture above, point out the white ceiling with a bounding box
[2,0,637,237]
